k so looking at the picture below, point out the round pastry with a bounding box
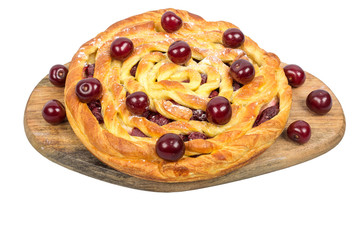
[64,9,292,182]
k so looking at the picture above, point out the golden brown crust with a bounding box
[64,9,292,182]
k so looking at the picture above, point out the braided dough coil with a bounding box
[65,9,292,182]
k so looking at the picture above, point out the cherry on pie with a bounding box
[64,9,292,182]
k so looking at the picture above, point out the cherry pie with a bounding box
[64,9,292,182]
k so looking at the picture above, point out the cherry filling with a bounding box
[130,63,138,77]
[233,81,243,91]
[87,100,101,110]
[144,111,172,126]
[179,134,188,142]
[209,89,219,98]
[253,103,280,127]
[87,100,104,124]
[200,73,207,85]
[188,132,208,141]
[180,132,208,142]
[191,109,207,121]
[84,64,95,78]
[130,127,148,137]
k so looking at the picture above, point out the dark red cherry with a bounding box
[230,59,255,84]
[167,40,192,65]
[126,91,150,115]
[156,133,185,161]
[49,64,68,87]
[110,37,134,61]
[75,78,102,103]
[42,100,66,125]
[206,96,232,125]
[222,28,245,48]
[283,64,306,87]
[287,120,311,144]
[306,89,332,115]
[161,11,183,33]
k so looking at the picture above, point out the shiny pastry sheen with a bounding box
[64,9,292,182]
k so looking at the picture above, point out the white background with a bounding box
[1,0,359,239]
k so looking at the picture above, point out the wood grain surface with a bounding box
[24,65,346,192]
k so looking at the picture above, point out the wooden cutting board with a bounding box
[24,65,345,192]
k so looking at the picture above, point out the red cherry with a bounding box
[206,96,232,125]
[287,120,311,144]
[156,133,185,161]
[110,37,134,61]
[283,64,306,87]
[230,59,255,84]
[161,11,183,33]
[306,89,332,115]
[75,78,102,103]
[222,28,245,48]
[49,64,68,87]
[167,41,192,65]
[42,100,66,125]
[126,91,150,115]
